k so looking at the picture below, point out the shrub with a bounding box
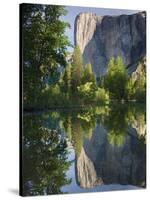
[77,82,95,103]
[95,88,109,104]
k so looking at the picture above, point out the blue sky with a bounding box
[61,5,141,51]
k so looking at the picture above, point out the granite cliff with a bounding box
[74,12,146,77]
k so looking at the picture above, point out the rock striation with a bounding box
[74,12,146,77]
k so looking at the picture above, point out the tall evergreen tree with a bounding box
[71,46,83,93]
[62,63,72,95]
[82,63,96,85]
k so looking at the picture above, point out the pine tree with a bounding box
[71,46,83,93]
[82,63,96,85]
[62,63,71,94]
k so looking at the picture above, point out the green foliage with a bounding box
[22,114,71,196]
[71,118,84,157]
[82,63,96,85]
[23,104,146,195]
[126,104,146,134]
[59,103,146,152]
[60,109,97,156]
[98,76,105,88]
[22,4,70,108]
[77,82,95,103]
[104,57,128,100]
[71,46,83,93]
[126,66,146,102]
[101,103,146,147]
[95,88,109,104]
[60,115,72,141]
[126,77,136,100]
[61,63,72,95]
[103,104,128,147]
[38,84,70,107]
[108,130,126,147]
[23,5,145,111]
[134,75,146,102]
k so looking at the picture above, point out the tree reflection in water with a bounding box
[22,104,146,195]
[60,104,146,188]
[22,113,72,196]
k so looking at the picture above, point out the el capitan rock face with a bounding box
[74,12,146,77]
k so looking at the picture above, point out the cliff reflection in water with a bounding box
[22,104,146,196]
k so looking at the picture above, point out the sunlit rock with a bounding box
[75,12,146,77]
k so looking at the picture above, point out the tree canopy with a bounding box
[22,4,70,107]
[104,56,128,100]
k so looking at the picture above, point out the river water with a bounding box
[22,104,146,196]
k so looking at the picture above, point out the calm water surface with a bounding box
[22,104,146,196]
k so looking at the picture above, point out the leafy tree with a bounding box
[104,56,128,100]
[77,82,95,103]
[39,84,62,107]
[22,4,70,107]
[95,88,109,104]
